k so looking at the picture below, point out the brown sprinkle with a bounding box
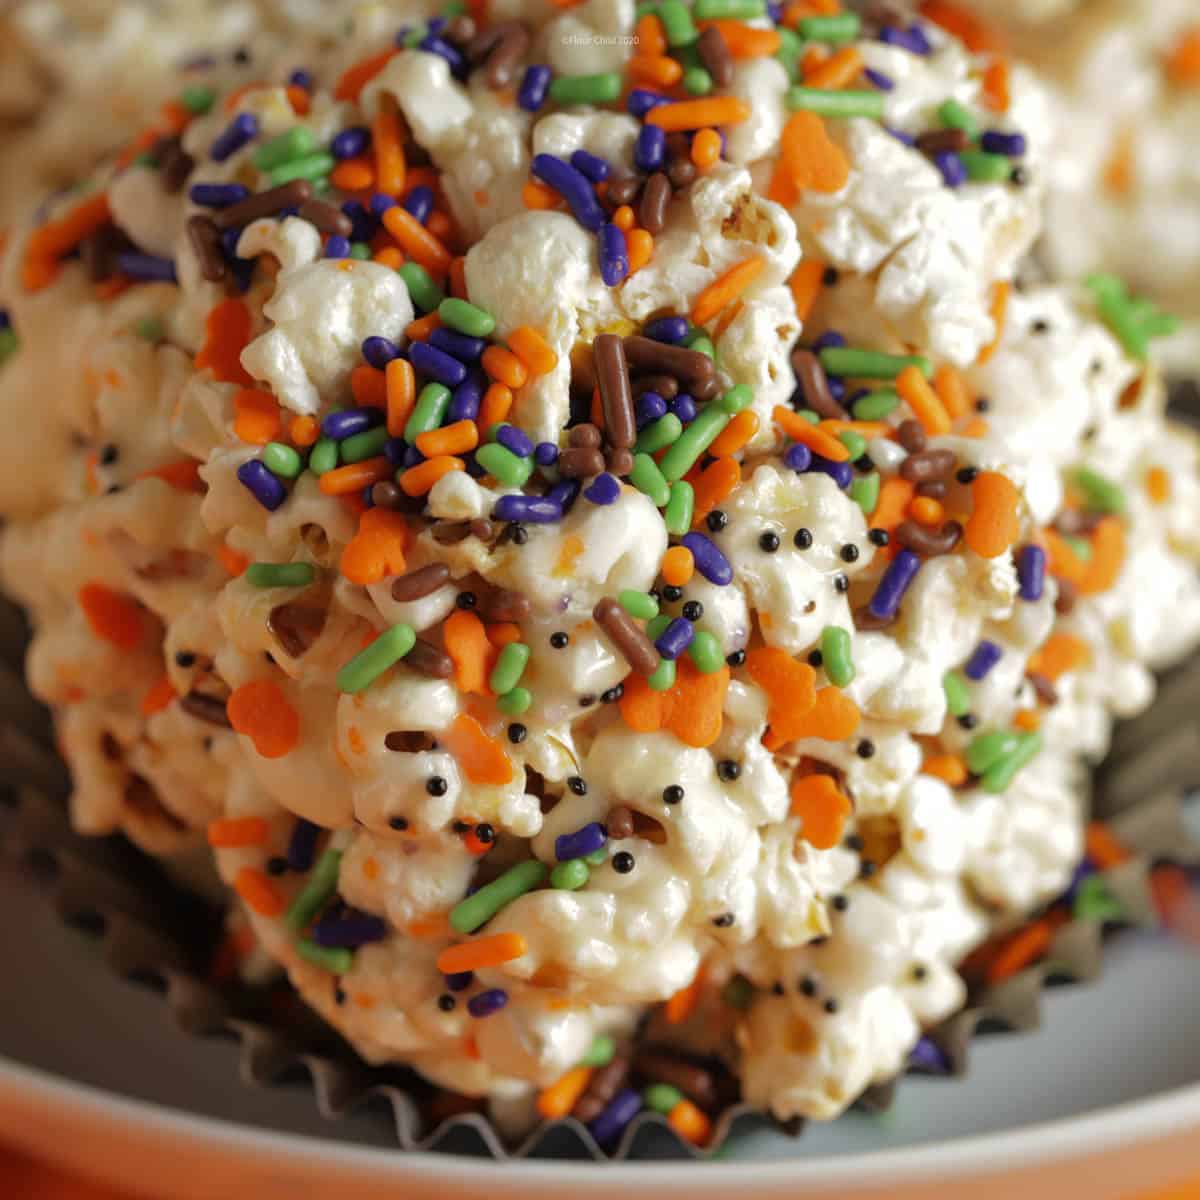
[697,25,735,88]
[667,159,697,190]
[1026,671,1059,706]
[915,128,970,157]
[605,804,636,840]
[370,481,407,510]
[631,373,679,400]
[1054,577,1077,615]
[569,422,603,448]
[160,141,195,193]
[481,588,532,622]
[391,563,451,602]
[558,446,607,478]
[623,336,716,389]
[482,23,530,88]
[468,518,495,541]
[215,180,314,230]
[572,1053,630,1122]
[633,1049,719,1109]
[298,198,354,237]
[853,604,896,631]
[899,447,957,483]
[594,596,660,675]
[186,214,227,283]
[607,447,635,477]
[442,14,477,44]
[894,518,963,557]
[268,603,326,657]
[1055,507,1105,536]
[607,176,643,208]
[895,419,927,453]
[915,479,947,499]
[405,638,455,679]
[792,348,847,420]
[385,730,437,752]
[593,333,637,449]
[179,691,232,728]
[638,171,672,235]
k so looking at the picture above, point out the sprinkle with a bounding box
[400,454,465,495]
[680,531,732,585]
[964,639,1002,681]
[980,731,1042,793]
[660,480,694,535]
[489,641,531,695]
[694,0,765,17]
[548,72,623,105]
[980,130,1027,157]
[206,816,269,849]
[450,859,548,933]
[115,252,177,283]
[235,867,284,917]
[553,822,607,863]
[313,912,388,948]
[398,264,445,315]
[646,96,751,132]
[308,438,339,475]
[382,206,452,274]
[211,113,259,161]
[408,340,468,388]
[933,150,966,188]
[785,86,885,118]
[772,406,850,462]
[635,125,667,174]
[213,179,313,229]
[617,590,660,620]
[1017,544,1046,601]
[959,149,1012,182]
[589,1088,643,1147]
[599,222,629,286]
[584,472,621,505]
[430,326,486,364]
[656,616,696,661]
[868,548,921,619]
[819,625,855,687]
[531,154,607,232]
[635,413,684,457]
[1071,467,1125,515]
[582,1035,617,1068]
[595,597,661,676]
[286,818,321,872]
[493,494,562,523]
[964,471,1021,558]
[437,932,528,975]
[336,623,417,693]
[237,459,288,510]
[467,988,509,1018]
[361,336,401,370]
[284,847,343,933]
[896,364,952,435]
[789,773,852,849]
[476,442,535,488]
[637,392,669,428]
[594,333,637,449]
[402,186,435,225]
[331,127,370,160]
[245,562,316,589]
[797,12,860,41]
[517,64,553,110]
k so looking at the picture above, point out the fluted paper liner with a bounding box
[1,592,1198,1160]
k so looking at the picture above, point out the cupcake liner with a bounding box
[1,596,1199,1159]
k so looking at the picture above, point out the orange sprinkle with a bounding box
[711,298,744,343]
[612,204,636,232]
[317,457,393,496]
[1013,708,1042,732]
[789,773,852,850]
[477,381,514,429]
[627,228,654,273]
[405,311,443,342]
[429,213,460,248]
[537,1067,594,1121]
[923,754,968,787]
[94,277,132,301]
[635,12,668,57]
[744,646,818,742]
[986,912,1066,986]
[141,675,176,717]
[24,191,112,290]
[482,345,529,389]
[415,420,479,459]
[801,45,863,88]
[772,406,850,461]
[934,364,971,420]
[664,967,705,1023]
[340,506,409,584]
[373,245,405,269]
[661,545,695,588]
[1078,516,1126,595]
[787,259,826,323]
[690,455,742,523]
[78,584,143,649]
[139,460,203,493]
[1144,465,1171,504]
[1150,864,1193,931]
[918,0,1002,53]
[619,658,729,748]
[334,48,399,102]
[522,180,567,211]
[437,932,528,974]
[442,712,514,785]
[286,84,311,115]
[486,622,522,648]
[1043,528,1089,586]
[407,913,452,940]
[1028,632,1090,681]
[463,827,493,856]
[400,454,465,496]
[444,609,495,695]
[964,470,1021,558]
[646,96,752,132]
[960,415,990,439]
[216,545,249,577]
[1165,28,1200,87]
[232,388,281,445]
[382,205,452,275]
[691,128,723,170]
[698,20,781,57]
[800,44,828,75]
[350,364,388,407]
[227,680,301,758]
[195,299,255,386]
[981,56,1011,114]
[506,326,558,378]
[207,816,270,849]
[769,111,850,202]
[234,867,284,917]
[330,157,375,192]
[896,365,951,436]
[819,418,892,440]
[709,408,760,457]
[222,80,264,113]
[443,258,467,302]
[976,281,1010,366]
[290,415,320,447]
[909,496,944,527]
[629,55,684,87]
[789,686,860,743]
[691,256,765,326]
[372,93,406,195]
[667,1099,712,1146]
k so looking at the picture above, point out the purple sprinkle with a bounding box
[584,472,621,505]
[655,616,695,661]
[906,23,932,54]
[981,130,1027,157]
[448,370,487,421]
[964,639,1002,681]
[428,16,447,33]
[811,330,846,352]
[464,451,486,478]
[409,340,469,387]
[599,222,629,287]
[420,34,466,75]
[312,911,388,948]
[767,0,783,22]
[531,154,606,232]
[237,460,287,510]
[555,822,608,862]
[403,185,435,224]
[494,494,562,523]
[331,126,370,160]
[627,89,670,118]
[546,478,581,513]
[495,425,534,458]
[869,548,921,619]
[430,326,486,363]
[467,988,509,1018]
[0,309,10,331]
[864,67,894,91]
[384,437,408,466]
[908,1036,950,1075]
[1017,544,1046,602]
[670,393,697,424]
[370,192,398,216]
[288,68,313,90]
[634,124,666,173]
[1061,858,1095,905]
[571,149,611,182]
[322,406,384,439]
[588,1088,642,1147]
[362,335,402,369]
[784,442,813,472]
[935,151,966,188]
[401,443,425,469]
[644,316,689,344]
[324,235,351,259]
[681,532,733,586]
[361,484,376,508]
[444,970,473,992]
[518,65,552,112]
[341,200,376,243]
[637,392,668,427]
[211,113,259,162]
[116,252,177,283]
[826,376,846,402]
[885,125,917,147]
[879,23,930,55]
[808,453,853,489]
[188,182,250,208]
[286,818,320,872]
[534,441,559,466]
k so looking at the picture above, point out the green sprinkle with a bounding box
[349,242,371,260]
[688,630,725,674]
[776,27,803,82]
[658,0,698,43]
[295,939,353,974]
[441,0,467,15]
[1073,875,1125,923]
[308,437,339,475]
[818,347,932,380]
[683,331,715,359]
[399,262,445,313]
[647,657,676,692]
[1086,273,1179,362]
[819,625,855,687]
[663,481,695,536]
[285,848,342,933]
[438,297,496,338]
[721,974,754,1010]
[253,127,318,171]
[964,729,1022,776]
[475,442,534,487]
[1072,467,1125,514]
[619,589,659,620]
[849,470,880,516]
[719,384,754,414]
[402,24,427,46]
[851,389,899,420]
[1065,535,1092,562]
[786,87,886,118]
[133,316,165,343]
[449,859,548,933]
[0,330,17,368]
[267,152,335,186]
[643,1083,684,1114]
[635,0,661,17]
[490,642,531,694]
[958,150,1012,183]
[658,404,731,481]
[980,731,1042,794]
[634,412,684,455]
[496,686,533,715]
[340,425,390,464]
[683,66,713,95]
[245,562,316,589]
[630,452,671,507]
[133,152,159,168]
[585,848,608,866]
[794,408,820,424]
[581,1034,616,1068]
[937,99,978,138]
[336,623,416,693]
[551,859,590,890]
[837,430,867,461]
[646,613,672,641]
[693,0,765,19]
[942,671,971,717]
[797,12,860,41]
[180,85,216,115]
[549,73,623,105]
[404,382,452,443]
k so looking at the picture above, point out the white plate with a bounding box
[3,865,1200,1199]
